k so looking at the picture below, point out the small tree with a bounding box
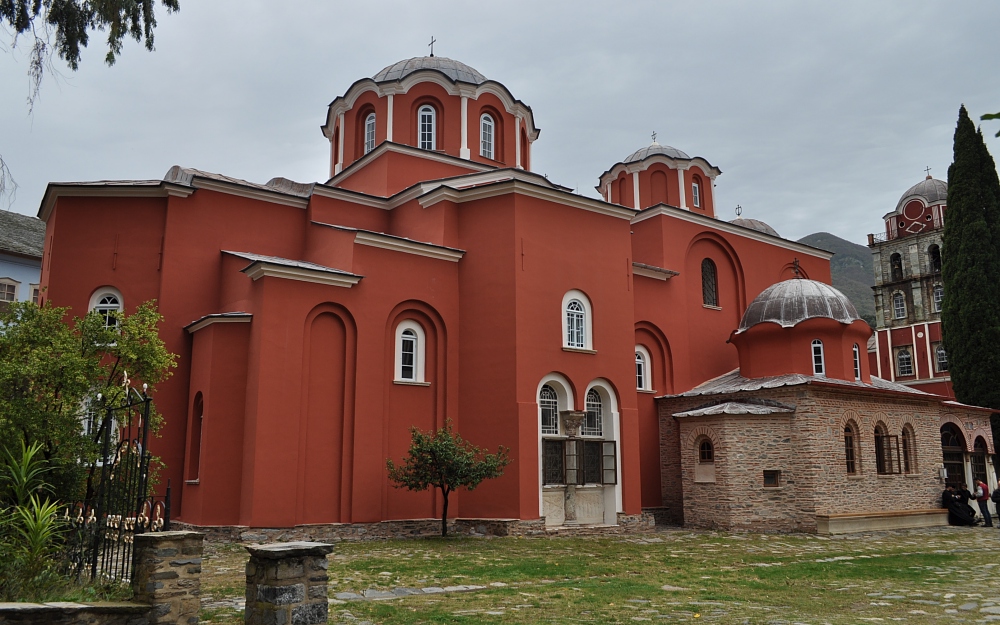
[386,421,509,537]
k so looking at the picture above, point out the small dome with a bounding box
[895,177,947,212]
[737,279,860,332]
[624,141,690,163]
[373,56,487,85]
[729,217,780,237]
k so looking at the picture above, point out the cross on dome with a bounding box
[428,36,436,57]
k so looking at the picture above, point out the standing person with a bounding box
[974,479,993,527]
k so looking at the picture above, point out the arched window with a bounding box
[843,423,858,474]
[874,423,900,475]
[699,440,714,462]
[928,244,942,273]
[694,436,716,483]
[539,384,559,435]
[701,259,718,307]
[935,344,948,372]
[480,113,494,160]
[972,437,988,485]
[364,112,376,154]
[562,290,593,350]
[896,347,913,377]
[890,253,903,281]
[635,346,651,391]
[941,423,966,488]
[692,179,701,208]
[394,320,427,383]
[932,284,944,313]
[892,291,906,319]
[901,425,916,474]
[852,343,861,380]
[583,388,603,436]
[617,177,628,205]
[811,339,825,376]
[418,105,436,150]
[90,289,123,330]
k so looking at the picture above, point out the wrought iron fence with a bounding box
[65,384,170,583]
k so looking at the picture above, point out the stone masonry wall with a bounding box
[0,602,149,624]
[132,531,203,625]
[245,542,334,625]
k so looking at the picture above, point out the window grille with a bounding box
[901,427,915,474]
[875,430,902,475]
[635,351,646,390]
[692,181,701,208]
[812,339,825,376]
[418,105,436,150]
[583,389,603,436]
[896,348,913,376]
[933,284,944,312]
[701,259,718,307]
[95,294,122,329]
[564,439,579,485]
[364,113,376,154]
[601,441,617,484]
[540,385,559,435]
[844,425,857,474]
[480,114,494,160]
[852,343,861,380]
[557,440,617,485]
[935,344,948,372]
[892,292,906,319]
[542,439,565,485]
[400,329,416,380]
[699,440,714,463]
[565,300,585,348]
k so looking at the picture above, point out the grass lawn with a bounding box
[200,526,1000,624]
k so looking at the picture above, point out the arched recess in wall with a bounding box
[650,169,669,206]
[382,300,449,519]
[616,175,629,206]
[685,232,747,314]
[634,321,673,394]
[298,303,358,525]
[186,392,204,482]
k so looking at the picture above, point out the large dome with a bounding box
[624,141,690,163]
[737,279,860,332]
[895,177,947,212]
[373,56,487,85]
[729,217,780,237]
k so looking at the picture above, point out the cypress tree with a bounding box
[941,105,1000,410]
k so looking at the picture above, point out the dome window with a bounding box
[852,343,861,381]
[480,113,494,160]
[418,105,436,150]
[692,180,701,208]
[364,113,376,155]
[811,339,825,377]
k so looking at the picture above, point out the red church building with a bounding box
[41,55,974,533]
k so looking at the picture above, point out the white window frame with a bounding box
[635,345,652,391]
[896,347,914,377]
[0,278,19,303]
[418,105,436,150]
[852,343,861,381]
[561,290,594,351]
[692,181,701,208]
[89,287,124,330]
[583,388,603,437]
[935,344,948,372]
[892,291,906,319]
[480,113,495,160]
[29,284,39,305]
[812,339,825,376]
[932,284,944,313]
[364,112,376,154]
[394,320,427,383]
[539,384,560,435]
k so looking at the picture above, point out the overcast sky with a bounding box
[3,1,999,245]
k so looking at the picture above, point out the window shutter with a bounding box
[564,440,580,485]
[602,441,617,485]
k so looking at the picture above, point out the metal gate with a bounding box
[66,383,170,583]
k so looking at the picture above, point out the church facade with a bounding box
[36,55,992,532]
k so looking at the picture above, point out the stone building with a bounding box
[658,278,994,533]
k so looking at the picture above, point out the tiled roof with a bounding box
[663,369,927,398]
[0,210,45,258]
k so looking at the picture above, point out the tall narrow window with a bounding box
[812,339,825,376]
[418,105,436,150]
[932,284,944,312]
[540,384,559,435]
[400,329,416,380]
[543,439,564,485]
[583,389,603,436]
[95,294,122,330]
[941,424,966,488]
[972,437,988,485]
[695,436,716,483]
[635,348,650,391]
[928,244,942,273]
[896,348,913,377]
[701,259,718,307]
[566,300,585,348]
[844,424,857,474]
[394,320,427,383]
[892,291,906,319]
[187,392,204,481]
[364,112,376,154]
[692,181,701,208]
[890,253,903,281]
[874,424,901,475]
[480,113,494,160]
[852,343,861,380]
[935,344,948,372]
[901,426,916,474]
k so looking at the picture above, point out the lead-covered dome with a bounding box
[624,141,690,163]
[729,218,780,237]
[373,56,487,85]
[737,279,859,332]
[895,176,947,212]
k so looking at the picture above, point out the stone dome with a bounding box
[737,279,860,332]
[624,141,690,163]
[373,56,487,85]
[729,217,780,237]
[895,177,947,212]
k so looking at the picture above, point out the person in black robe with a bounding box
[942,485,976,526]
[957,484,981,524]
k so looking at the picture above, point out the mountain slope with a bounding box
[797,232,876,326]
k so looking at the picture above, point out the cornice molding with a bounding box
[242,262,362,288]
[418,179,637,221]
[631,205,834,260]
[632,262,679,281]
[315,223,465,262]
[192,179,309,209]
[598,155,722,187]
[326,141,493,189]
[37,182,182,221]
[185,313,252,334]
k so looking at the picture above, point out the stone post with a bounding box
[132,530,204,625]
[245,542,334,625]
